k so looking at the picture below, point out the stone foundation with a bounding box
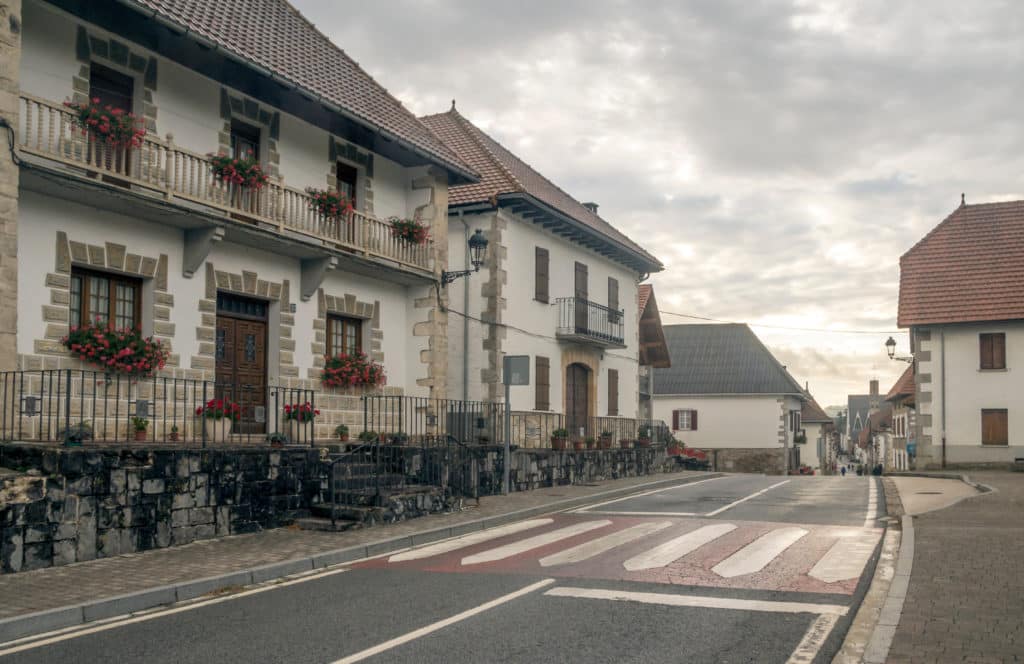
[702,447,793,475]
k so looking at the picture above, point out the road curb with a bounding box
[0,471,720,645]
[862,514,914,664]
[888,471,994,494]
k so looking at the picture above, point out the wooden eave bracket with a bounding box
[182,226,225,278]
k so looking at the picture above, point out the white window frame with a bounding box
[676,409,695,431]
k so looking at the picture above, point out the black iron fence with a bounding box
[555,297,624,346]
[0,369,315,446]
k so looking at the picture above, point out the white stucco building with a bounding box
[800,396,833,472]
[650,324,806,474]
[5,0,482,441]
[898,199,1024,467]
[420,107,664,447]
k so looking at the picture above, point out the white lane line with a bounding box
[574,510,699,517]
[388,518,554,562]
[572,476,726,513]
[539,521,673,567]
[704,480,791,517]
[544,587,849,616]
[786,613,840,663]
[712,527,808,578]
[808,531,881,583]
[461,520,611,565]
[0,567,352,656]
[622,523,738,572]
[331,579,555,664]
[864,478,878,527]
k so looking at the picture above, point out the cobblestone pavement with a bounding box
[888,472,1024,663]
[0,472,704,620]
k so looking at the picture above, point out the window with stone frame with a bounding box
[230,119,261,162]
[89,62,134,113]
[327,315,362,357]
[70,267,141,330]
[337,162,358,209]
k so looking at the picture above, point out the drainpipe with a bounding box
[458,211,470,402]
[940,330,947,469]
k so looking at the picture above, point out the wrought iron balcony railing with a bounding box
[555,296,625,347]
[18,94,432,273]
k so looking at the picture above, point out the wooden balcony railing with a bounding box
[18,94,432,272]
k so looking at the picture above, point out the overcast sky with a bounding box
[294,0,1024,408]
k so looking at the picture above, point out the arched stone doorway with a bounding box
[566,362,591,436]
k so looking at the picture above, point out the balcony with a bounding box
[555,297,625,348]
[17,94,432,276]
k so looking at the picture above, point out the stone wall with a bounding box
[0,0,20,371]
[0,444,321,573]
[702,447,794,475]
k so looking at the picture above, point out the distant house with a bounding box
[858,407,893,469]
[885,366,915,471]
[898,199,1024,467]
[651,324,806,474]
[847,380,883,455]
[637,285,671,419]
[800,395,834,472]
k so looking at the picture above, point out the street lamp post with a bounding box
[441,229,489,287]
[885,336,914,364]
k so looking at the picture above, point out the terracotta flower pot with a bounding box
[619,439,632,449]
[599,436,613,449]
[168,432,180,442]
[133,430,147,442]
[338,433,349,443]
[636,438,652,448]
[573,440,586,451]
[551,436,568,451]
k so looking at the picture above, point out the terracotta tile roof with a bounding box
[638,285,652,313]
[128,0,476,180]
[801,396,832,423]
[858,407,893,447]
[885,365,915,401]
[899,200,1024,326]
[420,109,662,271]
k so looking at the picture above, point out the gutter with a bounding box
[458,211,469,402]
[111,0,479,184]
[940,330,947,468]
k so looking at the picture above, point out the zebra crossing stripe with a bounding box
[388,519,554,562]
[622,523,738,571]
[461,520,612,566]
[539,521,674,567]
[808,531,879,583]
[712,527,808,578]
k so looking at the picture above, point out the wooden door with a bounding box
[215,313,267,435]
[566,363,590,437]
[574,262,589,333]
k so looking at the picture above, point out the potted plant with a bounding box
[61,321,169,377]
[794,430,807,445]
[266,432,288,449]
[619,438,632,449]
[168,424,180,442]
[321,352,387,389]
[64,97,146,171]
[388,431,409,446]
[335,424,349,442]
[130,416,148,442]
[636,425,653,448]
[599,430,614,449]
[550,428,569,451]
[666,437,684,456]
[283,401,320,445]
[196,398,241,442]
[208,150,269,208]
[572,437,586,451]
[306,187,353,221]
[388,216,430,245]
[585,436,596,450]
[61,420,93,447]
[358,430,379,444]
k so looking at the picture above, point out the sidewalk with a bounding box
[888,471,1024,663]
[0,470,713,640]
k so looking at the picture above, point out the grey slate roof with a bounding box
[652,324,805,396]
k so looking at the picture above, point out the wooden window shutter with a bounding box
[608,277,619,312]
[672,410,680,429]
[980,334,993,369]
[608,369,618,416]
[535,247,549,302]
[535,356,550,411]
[691,410,698,431]
[982,409,1008,445]
[994,334,1006,369]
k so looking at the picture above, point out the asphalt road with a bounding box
[0,474,885,664]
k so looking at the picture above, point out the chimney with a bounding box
[869,379,879,396]
[582,202,599,214]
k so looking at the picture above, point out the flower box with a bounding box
[62,321,169,377]
[322,352,386,389]
[388,216,430,245]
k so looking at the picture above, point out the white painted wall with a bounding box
[801,422,826,469]
[915,321,1024,464]
[447,207,642,416]
[652,395,789,449]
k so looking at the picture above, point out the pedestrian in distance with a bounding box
[840,466,846,477]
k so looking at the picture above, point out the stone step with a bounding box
[294,516,360,532]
